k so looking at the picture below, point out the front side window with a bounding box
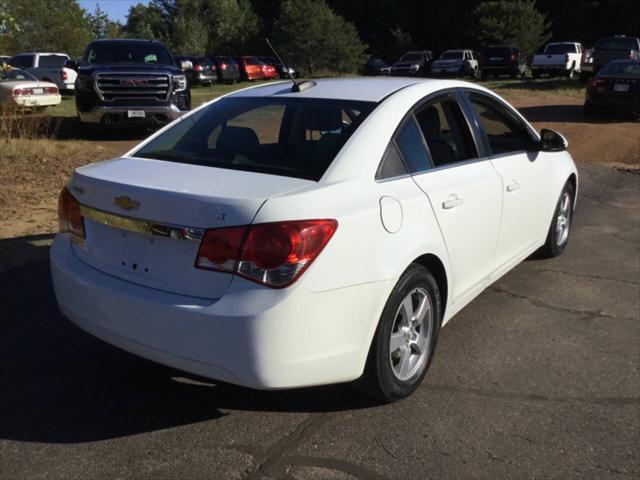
[134,97,375,181]
[466,93,533,155]
[414,95,477,167]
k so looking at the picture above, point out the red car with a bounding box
[233,56,264,81]
[259,60,278,80]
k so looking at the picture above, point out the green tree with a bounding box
[124,1,170,41]
[172,0,208,54]
[87,3,112,39]
[469,0,551,55]
[0,1,19,53]
[273,0,367,75]
[5,0,91,56]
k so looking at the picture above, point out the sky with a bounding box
[78,0,150,23]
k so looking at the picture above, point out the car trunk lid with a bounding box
[69,157,313,299]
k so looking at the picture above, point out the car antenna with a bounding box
[265,38,316,93]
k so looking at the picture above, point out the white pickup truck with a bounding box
[531,42,584,79]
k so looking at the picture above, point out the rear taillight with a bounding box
[61,69,68,81]
[195,219,338,288]
[220,63,227,70]
[194,64,203,72]
[46,86,58,94]
[13,87,32,96]
[510,54,516,62]
[588,78,605,92]
[58,187,85,239]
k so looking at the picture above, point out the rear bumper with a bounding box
[586,92,640,113]
[78,104,184,125]
[14,94,61,107]
[192,73,217,84]
[51,234,391,389]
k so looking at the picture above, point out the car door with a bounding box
[396,92,503,305]
[461,91,552,269]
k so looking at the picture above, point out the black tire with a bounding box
[583,101,596,117]
[357,264,442,402]
[540,182,575,258]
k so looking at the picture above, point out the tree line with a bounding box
[1,0,638,74]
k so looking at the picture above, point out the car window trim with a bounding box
[374,88,491,182]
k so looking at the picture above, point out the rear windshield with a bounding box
[85,43,174,66]
[544,44,577,54]
[0,68,37,82]
[197,57,212,66]
[39,55,68,67]
[441,51,463,60]
[134,97,376,181]
[400,53,422,62]
[601,62,640,76]
[596,38,639,51]
[482,47,510,57]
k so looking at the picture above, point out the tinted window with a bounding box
[400,53,422,62]
[376,143,408,180]
[85,42,174,65]
[0,68,37,81]
[483,47,510,57]
[601,61,640,76]
[596,38,640,51]
[9,55,34,68]
[545,44,577,54]
[441,52,463,60]
[415,95,477,167]
[38,55,67,68]
[135,97,376,181]
[395,118,431,173]
[467,93,533,155]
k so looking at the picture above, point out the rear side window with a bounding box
[38,55,67,68]
[466,93,533,155]
[134,97,376,181]
[376,143,408,180]
[414,95,477,167]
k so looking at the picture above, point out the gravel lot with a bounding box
[1,90,639,479]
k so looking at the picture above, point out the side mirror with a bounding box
[180,60,193,70]
[540,128,568,152]
[64,59,78,71]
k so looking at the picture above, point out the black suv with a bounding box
[390,50,434,77]
[209,56,240,84]
[174,55,217,86]
[479,46,527,79]
[70,39,191,126]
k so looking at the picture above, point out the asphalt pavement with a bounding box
[1,163,638,480]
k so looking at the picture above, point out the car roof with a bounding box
[227,77,445,102]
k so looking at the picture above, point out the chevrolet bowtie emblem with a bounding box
[114,196,140,211]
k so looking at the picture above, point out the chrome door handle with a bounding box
[506,180,521,192]
[442,194,463,209]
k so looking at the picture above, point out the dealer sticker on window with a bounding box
[127,110,146,118]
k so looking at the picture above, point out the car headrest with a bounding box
[301,106,343,131]
[216,126,259,156]
[417,106,441,142]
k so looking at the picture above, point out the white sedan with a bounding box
[51,78,577,401]
[0,67,61,111]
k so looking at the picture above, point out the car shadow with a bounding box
[0,236,380,444]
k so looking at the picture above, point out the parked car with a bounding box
[0,67,60,112]
[257,60,278,80]
[209,56,240,84]
[51,77,577,402]
[390,50,433,76]
[431,49,479,78]
[479,46,527,79]
[584,59,640,117]
[593,35,640,74]
[580,47,594,80]
[70,39,190,126]
[531,42,584,79]
[174,55,217,86]
[7,52,77,93]
[362,57,391,76]
[233,56,265,81]
[257,56,300,79]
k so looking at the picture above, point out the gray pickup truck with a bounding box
[593,35,640,74]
